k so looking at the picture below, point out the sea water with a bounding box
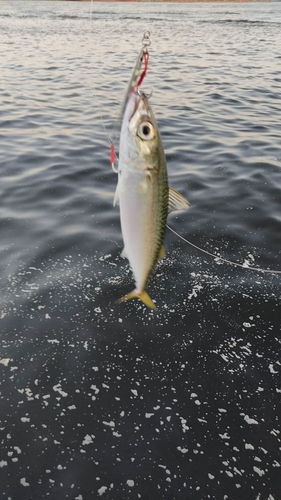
[1,1,281,498]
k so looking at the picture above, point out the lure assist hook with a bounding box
[142,30,151,48]
[137,49,149,88]
[137,30,151,87]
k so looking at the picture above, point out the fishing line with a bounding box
[90,0,94,24]
[89,17,280,277]
[167,224,281,275]
[90,82,118,171]
[87,0,119,172]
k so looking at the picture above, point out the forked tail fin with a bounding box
[117,290,156,310]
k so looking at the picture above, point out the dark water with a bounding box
[1,1,281,499]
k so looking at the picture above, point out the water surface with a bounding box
[1,2,281,499]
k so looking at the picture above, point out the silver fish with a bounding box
[114,50,190,309]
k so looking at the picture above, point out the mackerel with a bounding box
[114,49,190,309]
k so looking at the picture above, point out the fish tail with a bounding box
[117,290,156,310]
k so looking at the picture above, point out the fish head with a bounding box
[128,91,161,166]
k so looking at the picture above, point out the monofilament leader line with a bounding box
[167,225,281,275]
[94,24,279,277]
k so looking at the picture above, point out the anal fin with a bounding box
[120,247,128,259]
[158,245,166,260]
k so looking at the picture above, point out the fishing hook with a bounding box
[142,30,151,48]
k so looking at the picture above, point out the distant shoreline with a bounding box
[67,1,271,3]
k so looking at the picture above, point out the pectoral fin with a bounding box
[168,187,190,213]
[113,182,120,207]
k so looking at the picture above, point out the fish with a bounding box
[114,48,190,309]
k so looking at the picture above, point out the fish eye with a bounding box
[137,121,154,141]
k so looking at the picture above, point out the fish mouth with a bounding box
[136,90,149,110]
[129,91,150,123]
